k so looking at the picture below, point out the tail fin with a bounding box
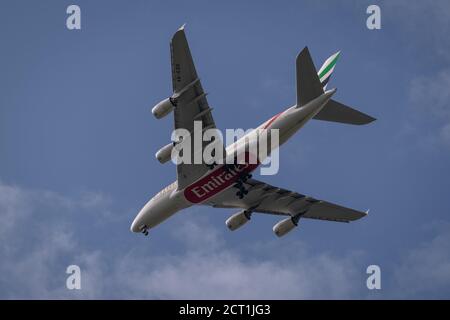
[315,51,376,125]
[296,47,324,107]
[318,51,340,90]
[296,47,375,124]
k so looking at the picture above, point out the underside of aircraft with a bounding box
[131,26,375,238]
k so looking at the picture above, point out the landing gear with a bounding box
[233,173,252,199]
[140,225,149,236]
[236,188,249,199]
[242,173,252,182]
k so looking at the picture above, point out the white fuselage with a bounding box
[130,90,335,233]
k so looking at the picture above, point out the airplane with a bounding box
[130,26,375,238]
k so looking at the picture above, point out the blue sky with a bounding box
[1,0,450,298]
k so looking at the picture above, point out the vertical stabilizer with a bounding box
[318,51,340,89]
[296,47,324,107]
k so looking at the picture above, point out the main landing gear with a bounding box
[208,162,253,199]
[234,173,252,199]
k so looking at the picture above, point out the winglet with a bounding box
[365,209,370,215]
[178,23,186,31]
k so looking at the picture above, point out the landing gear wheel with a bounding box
[235,184,248,199]
[141,225,149,236]
[234,180,243,188]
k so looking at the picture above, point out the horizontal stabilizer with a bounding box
[313,99,376,125]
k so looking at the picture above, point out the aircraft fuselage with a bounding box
[130,89,336,233]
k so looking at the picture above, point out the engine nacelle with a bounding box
[152,97,175,119]
[225,210,252,231]
[155,143,174,164]
[273,216,299,237]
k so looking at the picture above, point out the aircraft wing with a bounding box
[205,178,367,223]
[170,26,226,189]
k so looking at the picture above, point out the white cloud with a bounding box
[112,220,364,299]
[440,123,450,146]
[0,180,365,299]
[0,181,30,240]
[409,70,450,119]
[0,180,112,299]
[380,1,450,149]
[2,179,450,299]
[407,70,450,148]
[382,0,450,61]
[393,223,450,298]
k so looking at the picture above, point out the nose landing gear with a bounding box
[140,225,149,236]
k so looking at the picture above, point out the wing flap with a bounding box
[206,178,367,223]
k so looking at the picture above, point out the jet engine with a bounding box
[272,216,299,237]
[155,143,174,164]
[152,97,176,119]
[225,210,252,231]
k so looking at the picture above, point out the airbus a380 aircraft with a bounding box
[131,26,375,237]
